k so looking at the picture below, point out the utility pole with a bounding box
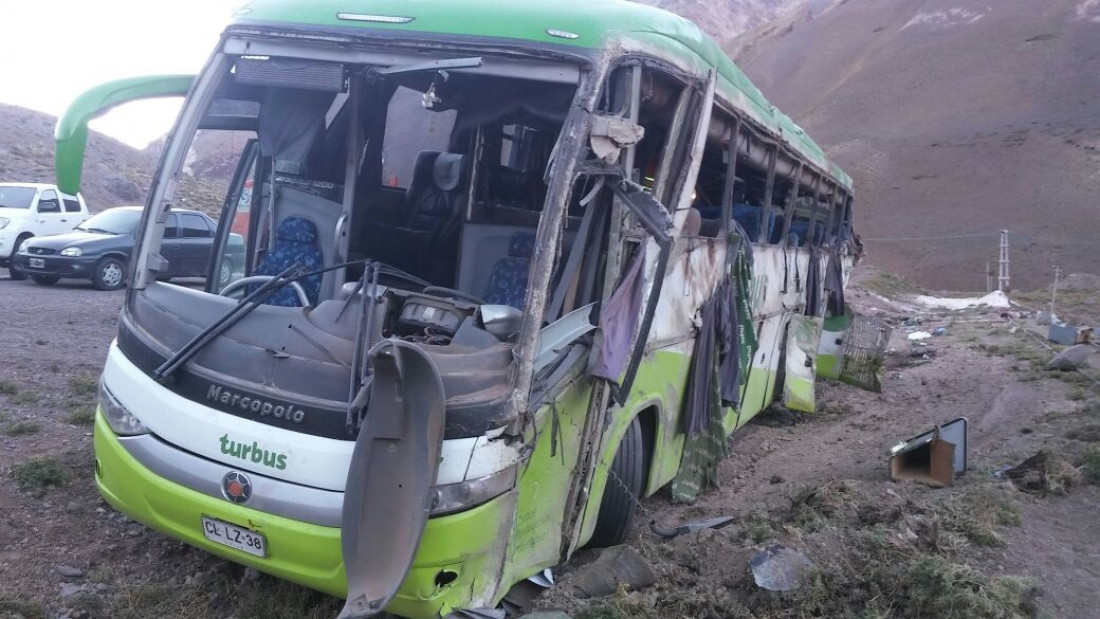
[986,262,992,293]
[997,230,1010,292]
[1050,266,1062,323]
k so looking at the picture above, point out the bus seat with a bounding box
[788,220,809,247]
[253,217,323,306]
[404,152,466,285]
[482,232,535,310]
[733,203,763,241]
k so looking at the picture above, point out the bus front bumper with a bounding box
[93,412,513,618]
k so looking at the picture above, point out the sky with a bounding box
[0,0,236,149]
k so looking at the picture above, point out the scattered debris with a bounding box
[1036,310,1060,326]
[568,545,655,599]
[1048,323,1093,346]
[908,331,933,341]
[912,290,1011,311]
[447,609,506,619]
[1004,451,1081,495]
[517,612,572,619]
[749,544,814,591]
[933,326,948,336]
[527,568,554,588]
[649,515,734,539]
[1045,344,1093,370]
[54,565,84,579]
[889,418,968,487]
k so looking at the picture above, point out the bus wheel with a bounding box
[588,417,644,547]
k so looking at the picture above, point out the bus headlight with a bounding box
[99,380,150,436]
[431,465,517,516]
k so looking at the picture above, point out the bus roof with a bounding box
[232,0,853,191]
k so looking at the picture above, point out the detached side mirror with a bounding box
[55,74,194,196]
[480,304,524,339]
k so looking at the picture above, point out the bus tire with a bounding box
[588,416,645,548]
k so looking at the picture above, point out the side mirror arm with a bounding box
[54,74,195,195]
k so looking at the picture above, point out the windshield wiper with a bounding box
[153,263,304,382]
[79,227,112,234]
[153,258,431,383]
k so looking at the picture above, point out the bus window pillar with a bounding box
[758,144,778,246]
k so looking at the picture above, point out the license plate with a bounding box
[201,516,267,558]
[28,258,44,268]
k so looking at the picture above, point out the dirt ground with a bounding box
[1,268,1098,619]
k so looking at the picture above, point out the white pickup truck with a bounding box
[0,183,90,279]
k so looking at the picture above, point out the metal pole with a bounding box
[997,230,1010,292]
[1050,266,1061,324]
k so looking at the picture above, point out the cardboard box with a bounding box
[890,436,956,487]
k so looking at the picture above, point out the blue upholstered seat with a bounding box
[253,217,323,306]
[482,232,535,310]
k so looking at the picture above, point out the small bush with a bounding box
[10,458,68,492]
[66,408,96,426]
[1080,445,1100,485]
[902,554,1038,619]
[741,509,777,543]
[940,488,1021,547]
[0,380,17,395]
[69,376,99,398]
[1066,425,1100,442]
[2,421,41,436]
[0,594,46,619]
[10,391,38,405]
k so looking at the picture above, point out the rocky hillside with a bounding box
[0,104,153,209]
[643,0,805,44]
[731,0,1100,290]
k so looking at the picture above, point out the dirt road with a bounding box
[1,269,1098,618]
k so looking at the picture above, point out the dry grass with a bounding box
[570,480,1035,619]
[110,577,341,619]
[9,458,68,492]
[2,420,40,436]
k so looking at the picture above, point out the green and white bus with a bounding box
[55,1,866,617]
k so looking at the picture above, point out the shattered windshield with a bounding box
[0,185,36,209]
[148,51,577,309]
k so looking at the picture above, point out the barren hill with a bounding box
[643,0,804,45]
[730,0,1100,290]
[0,103,154,209]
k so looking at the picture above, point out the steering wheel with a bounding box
[219,276,312,307]
[421,285,488,306]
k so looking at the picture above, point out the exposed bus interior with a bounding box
[125,50,591,440]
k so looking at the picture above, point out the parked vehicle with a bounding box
[14,206,241,290]
[0,182,89,280]
[55,2,872,618]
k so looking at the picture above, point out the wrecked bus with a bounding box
[55,1,865,616]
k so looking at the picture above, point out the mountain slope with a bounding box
[732,0,1100,289]
[643,0,804,44]
[0,104,154,209]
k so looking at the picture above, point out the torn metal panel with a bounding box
[340,340,446,619]
[782,315,823,413]
[588,115,645,163]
